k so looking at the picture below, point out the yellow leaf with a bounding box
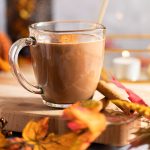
[111,99,150,118]
[63,101,107,150]
[73,109,106,136]
[30,101,107,150]
[22,117,49,145]
[0,132,8,150]
[0,58,10,72]
[32,133,78,150]
[22,101,106,150]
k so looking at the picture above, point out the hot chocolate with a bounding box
[9,21,106,108]
[30,35,104,104]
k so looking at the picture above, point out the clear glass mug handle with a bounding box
[9,37,43,94]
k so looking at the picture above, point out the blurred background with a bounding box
[1,0,150,81]
[0,0,149,45]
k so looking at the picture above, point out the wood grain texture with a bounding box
[0,72,64,133]
[0,72,149,146]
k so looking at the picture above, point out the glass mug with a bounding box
[9,21,106,108]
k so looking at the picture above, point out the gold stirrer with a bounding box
[98,0,109,24]
[98,0,109,81]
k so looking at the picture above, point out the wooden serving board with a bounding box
[0,72,149,146]
[0,73,64,133]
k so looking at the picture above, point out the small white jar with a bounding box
[113,51,141,81]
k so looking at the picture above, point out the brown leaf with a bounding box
[129,127,150,149]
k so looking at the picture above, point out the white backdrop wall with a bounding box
[0,0,150,48]
[52,0,150,49]
[52,0,150,34]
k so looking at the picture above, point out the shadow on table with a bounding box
[89,143,129,150]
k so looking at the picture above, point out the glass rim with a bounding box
[29,20,106,33]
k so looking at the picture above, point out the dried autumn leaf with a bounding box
[111,77,148,106]
[80,100,104,112]
[68,112,106,150]
[7,137,26,150]
[0,32,12,62]
[35,101,106,150]
[0,132,9,150]
[21,101,106,150]
[111,99,150,119]
[63,101,107,150]
[33,133,78,150]
[22,117,49,145]
[129,127,150,149]
[63,100,103,121]
[63,101,101,132]
[0,58,10,72]
[37,103,106,150]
